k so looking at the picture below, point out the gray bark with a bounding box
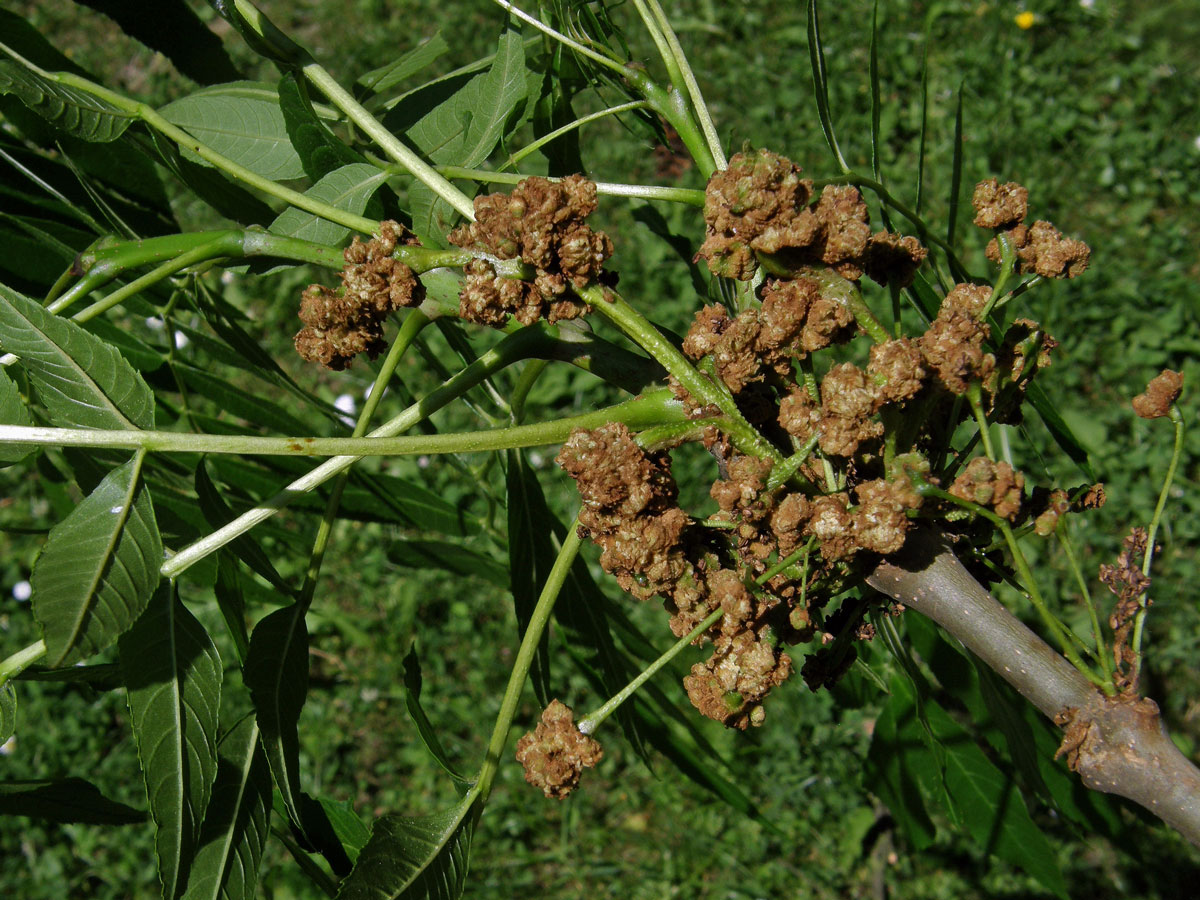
[867,527,1200,847]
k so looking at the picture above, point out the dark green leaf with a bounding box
[335,795,478,900]
[160,82,306,181]
[401,646,471,788]
[318,797,372,865]
[0,366,34,464]
[505,450,556,706]
[213,554,250,664]
[73,0,240,86]
[358,34,450,95]
[0,58,134,142]
[1027,381,1097,481]
[915,40,930,215]
[0,681,14,745]
[0,777,145,824]
[387,539,508,588]
[121,583,223,900]
[182,715,272,900]
[15,662,124,690]
[947,85,964,248]
[83,315,166,372]
[278,72,363,180]
[0,283,155,430]
[175,364,308,433]
[196,459,292,597]
[864,676,939,849]
[868,0,882,183]
[33,455,162,666]
[270,163,389,247]
[242,602,309,830]
[150,132,276,225]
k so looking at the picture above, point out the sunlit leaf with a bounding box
[0,777,145,824]
[277,72,363,180]
[0,283,154,430]
[358,33,450,95]
[182,715,272,900]
[121,583,223,900]
[33,455,162,666]
[270,163,389,247]
[160,82,306,181]
[335,793,479,900]
[0,682,15,745]
[318,797,372,866]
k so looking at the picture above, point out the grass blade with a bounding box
[947,84,965,249]
[915,40,929,215]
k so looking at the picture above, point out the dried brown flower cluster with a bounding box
[1132,369,1183,419]
[975,178,1091,279]
[695,149,926,285]
[295,222,424,370]
[449,175,613,327]
[514,700,603,798]
[1100,528,1152,692]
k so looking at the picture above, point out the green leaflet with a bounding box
[357,33,450,95]
[32,455,162,666]
[401,646,472,789]
[0,283,155,430]
[386,539,509,589]
[160,82,307,181]
[269,163,389,247]
[0,366,34,464]
[242,602,309,832]
[121,584,224,900]
[182,715,272,900]
[0,777,145,825]
[277,72,363,180]
[405,31,527,244]
[335,795,479,900]
[0,682,14,745]
[0,58,134,142]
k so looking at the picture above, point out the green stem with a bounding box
[580,285,782,463]
[1131,404,1186,666]
[476,520,584,801]
[766,432,820,491]
[577,606,724,735]
[433,166,705,205]
[636,0,726,170]
[0,640,47,685]
[965,381,995,460]
[0,392,685,458]
[756,537,817,585]
[302,63,475,221]
[980,231,1018,320]
[1056,521,1114,683]
[502,100,651,170]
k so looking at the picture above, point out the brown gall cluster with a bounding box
[1100,528,1152,692]
[295,222,425,370]
[1131,369,1183,419]
[557,425,798,730]
[974,178,1091,279]
[514,700,603,799]
[695,149,926,286]
[449,175,613,327]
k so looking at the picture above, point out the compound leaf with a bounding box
[0,58,133,142]
[270,163,389,247]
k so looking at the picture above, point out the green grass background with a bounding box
[2,0,1198,897]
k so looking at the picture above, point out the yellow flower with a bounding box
[1015,10,1036,29]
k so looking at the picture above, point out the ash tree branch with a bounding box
[867,527,1200,848]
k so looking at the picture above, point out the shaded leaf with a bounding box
[278,72,363,180]
[0,777,145,824]
[15,662,124,691]
[947,86,965,248]
[183,715,272,900]
[0,58,134,142]
[270,163,389,247]
[387,539,508,589]
[505,450,554,706]
[0,366,34,464]
[196,459,291,598]
[1027,381,1097,481]
[122,583,223,900]
[150,132,276,225]
[33,455,162,666]
[242,602,309,830]
[0,283,154,430]
[74,0,241,86]
[335,793,478,900]
[401,646,471,788]
[0,681,14,744]
[318,797,372,865]
[160,82,306,181]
